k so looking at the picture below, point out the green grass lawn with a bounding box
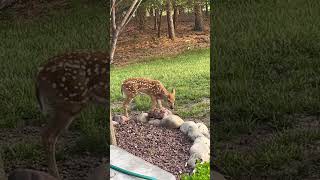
[111,49,210,121]
[212,0,320,179]
[0,0,108,154]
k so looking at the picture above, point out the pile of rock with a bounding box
[180,121,210,168]
[135,108,210,169]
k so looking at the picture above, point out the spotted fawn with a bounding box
[121,77,176,117]
[35,51,109,179]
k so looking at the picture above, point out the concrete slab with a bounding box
[110,145,176,180]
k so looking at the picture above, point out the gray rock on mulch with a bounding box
[137,113,149,123]
[161,115,184,129]
[179,121,210,168]
[112,115,129,124]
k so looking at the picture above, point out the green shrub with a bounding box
[181,162,210,180]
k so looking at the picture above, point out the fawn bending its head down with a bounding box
[35,51,109,179]
[121,77,176,117]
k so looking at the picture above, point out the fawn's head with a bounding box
[167,88,176,109]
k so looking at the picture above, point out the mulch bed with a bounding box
[114,115,194,179]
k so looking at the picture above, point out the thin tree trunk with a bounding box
[205,0,209,16]
[173,1,178,29]
[194,0,203,31]
[166,0,175,40]
[137,6,146,31]
[110,30,119,64]
[154,8,158,30]
[110,0,142,62]
[157,8,163,38]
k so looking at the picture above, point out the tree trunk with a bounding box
[137,6,146,31]
[110,113,117,146]
[194,0,204,31]
[166,0,175,40]
[173,1,178,29]
[110,29,120,63]
[154,8,158,30]
[110,0,143,62]
[205,0,209,16]
[157,8,163,38]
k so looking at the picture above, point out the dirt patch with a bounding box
[114,113,194,179]
[113,15,210,66]
[0,126,106,180]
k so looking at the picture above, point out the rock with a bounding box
[161,115,184,128]
[189,142,210,155]
[148,108,172,119]
[137,113,149,123]
[187,126,204,141]
[196,122,210,138]
[187,152,210,168]
[194,136,210,147]
[180,121,197,134]
[112,115,129,124]
[148,119,162,126]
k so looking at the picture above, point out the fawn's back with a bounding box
[121,78,168,98]
[36,51,109,114]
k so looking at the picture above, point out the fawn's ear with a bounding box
[172,88,176,96]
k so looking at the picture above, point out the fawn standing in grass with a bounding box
[121,77,176,117]
[35,51,109,179]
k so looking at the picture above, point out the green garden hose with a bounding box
[110,164,157,180]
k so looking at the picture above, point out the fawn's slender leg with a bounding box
[157,99,163,109]
[41,108,80,179]
[123,96,133,117]
[151,96,157,110]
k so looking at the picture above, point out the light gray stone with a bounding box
[148,119,162,126]
[187,127,205,141]
[187,152,210,169]
[179,121,197,134]
[137,113,149,123]
[194,136,210,147]
[161,115,184,128]
[196,122,210,138]
[190,142,210,155]
[112,115,129,124]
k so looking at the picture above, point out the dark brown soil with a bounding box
[0,126,106,180]
[114,114,194,179]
